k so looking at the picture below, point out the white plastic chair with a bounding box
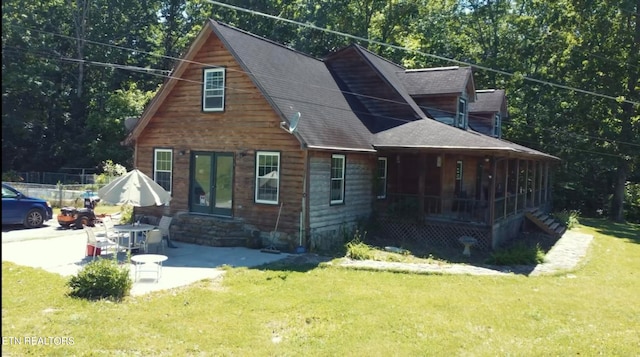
[158,216,176,247]
[98,216,125,241]
[85,227,119,259]
[141,229,164,254]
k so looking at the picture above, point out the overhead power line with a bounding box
[205,0,639,106]
[3,27,639,151]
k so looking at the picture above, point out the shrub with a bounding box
[553,209,580,229]
[119,204,133,224]
[67,258,132,301]
[486,242,545,265]
[345,230,375,260]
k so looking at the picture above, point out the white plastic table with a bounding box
[113,223,155,251]
[130,254,168,282]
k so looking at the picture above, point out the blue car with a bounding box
[2,183,53,228]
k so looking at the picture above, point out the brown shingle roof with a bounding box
[469,89,507,115]
[373,118,558,160]
[212,21,375,151]
[398,67,475,98]
[129,20,556,160]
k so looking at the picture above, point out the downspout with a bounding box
[302,148,311,250]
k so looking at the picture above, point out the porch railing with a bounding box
[381,190,549,225]
[380,193,491,224]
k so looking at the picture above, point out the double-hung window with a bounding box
[376,157,387,199]
[457,97,467,129]
[203,68,225,111]
[330,154,345,204]
[255,151,279,204]
[154,149,173,193]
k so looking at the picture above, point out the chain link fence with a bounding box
[5,182,111,208]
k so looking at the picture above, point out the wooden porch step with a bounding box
[525,210,565,238]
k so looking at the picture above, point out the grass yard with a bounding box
[2,219,639,356]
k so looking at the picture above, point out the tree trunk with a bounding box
[610,162,628,222]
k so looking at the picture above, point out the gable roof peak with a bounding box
[325,43,405,70]
[211,20,321,61]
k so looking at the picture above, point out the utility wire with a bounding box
[205,0,639,106]
[4,28,639,151]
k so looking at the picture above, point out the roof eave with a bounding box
[372,145,560,161]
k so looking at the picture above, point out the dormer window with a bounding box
[493,114,501,138]
[203,68,225,111]
[457,97,467,129]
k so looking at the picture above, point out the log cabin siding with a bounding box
[308,151,374,250]
[134,31,304,236]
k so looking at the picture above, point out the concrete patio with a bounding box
[2,226,290,296]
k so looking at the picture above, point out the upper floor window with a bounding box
[330,154,345,205]
[203,68,225,111]
[457,97,467,129]
[154,148,173,193]
[493,114,501,138]
[255,151,279,204]
[376,157,387,199]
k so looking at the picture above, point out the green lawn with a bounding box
[2,219,639,356]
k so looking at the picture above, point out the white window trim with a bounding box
[457,97,467,129]
[202,68,225,112]
[154,148,173,194]
[255,151,280,204]
[493,113,501,137]
[330,154,345,205]
[377,157,387,199]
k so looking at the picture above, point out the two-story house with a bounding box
[127,20,559,252]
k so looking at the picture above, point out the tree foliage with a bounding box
[2,0,638,221]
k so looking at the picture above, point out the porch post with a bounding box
[544,161,550,204]
[440,153,446,213]
[532,160,538,206]
[418,152,426,221]
[515,159,520,212]
[489,157,496,225]
[503,159,509,218]
[537,161,543,205]
[524,160,529,209]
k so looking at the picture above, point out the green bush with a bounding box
[486,242,545,265]
[345,230,375,260]
[119,204,133,224]
[67,258,132,301]
[553,209,580,229]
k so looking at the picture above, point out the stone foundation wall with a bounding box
[170,213,297,251]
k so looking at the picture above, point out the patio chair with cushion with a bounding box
[85,227,119,259]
